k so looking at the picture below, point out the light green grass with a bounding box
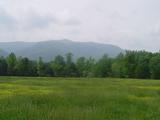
[0,77,160,120]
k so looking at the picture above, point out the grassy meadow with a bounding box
[0,77,160,120]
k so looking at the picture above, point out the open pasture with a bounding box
[0,77,160,120]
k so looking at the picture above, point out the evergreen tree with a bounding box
[6,53,17,75]
[94,54,112,77]
[51,55,65,77]
[0,57,7,75]
[15,57,30,76]
[76,57,87,77]
[65,53,77,77]
[37,57,45,76]
[150,55,160,79]
[112,53,125,77]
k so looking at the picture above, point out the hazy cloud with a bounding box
[23,12,56,30]
[0,0,160,51]
[0,8,17,30]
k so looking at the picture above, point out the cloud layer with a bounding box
[0,0,160,51]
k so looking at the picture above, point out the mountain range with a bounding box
[0,48,8,57]
[0,40,124,61]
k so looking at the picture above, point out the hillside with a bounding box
[0,42,35,53]
[0,40,124,61]
[0,48,7,57]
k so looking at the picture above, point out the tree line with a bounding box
[0,51,160,79]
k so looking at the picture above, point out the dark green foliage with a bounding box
[15,57,30,76]
[43,63,53,76]
[65,53,77,77]
[6,53,17,75]
[112,53,125,77]
[76,57,87,77]
[15,57,37,76]
[85,57,95,77]
[94,54,112,77]
[50,55,66,77]
[37,57,45,76]
[0,51,160,79]
[149,55,160,79]
[123,51,137,78]
[0,57,7,75]
[28,61,37,76]
[135,53,150,78]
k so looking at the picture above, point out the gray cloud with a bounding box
[0,9,17,31]
[24,12,56,30]
[0,0,160,52]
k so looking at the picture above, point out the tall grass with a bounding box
[0,77,160,120]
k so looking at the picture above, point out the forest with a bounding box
[0,50,160,79]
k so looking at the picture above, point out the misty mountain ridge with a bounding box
[0,40,124,61]
[0,48,8,57]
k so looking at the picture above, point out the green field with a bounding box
[0,77,160,120]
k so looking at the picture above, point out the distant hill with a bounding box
[0,48,7,57]
[0,42,35,53]
[0,40,124,61]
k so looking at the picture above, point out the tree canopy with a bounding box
[0,50,160,79]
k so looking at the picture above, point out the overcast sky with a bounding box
[0,0,160,51]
